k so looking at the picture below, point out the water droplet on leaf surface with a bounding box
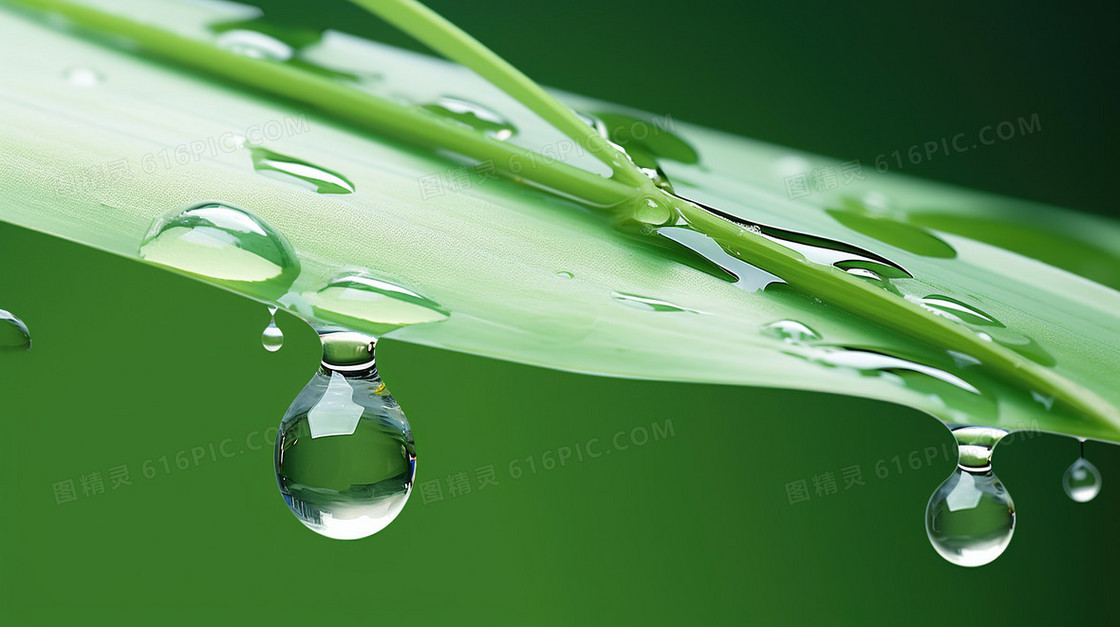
[139,202,300,298]
[63,66,102,87]
[249,147,355,194]
[216,29,293,61]
[422,96,516,140]
[304,269,448,336]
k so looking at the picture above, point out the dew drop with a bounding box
[139,202,301,298]
[249,147,355,194]
[422,96,516,140]
[275,331,415,540]
[1063,441,1101,503]
[304,269,448,336]
[761,319,821,344]
[925,426,1015,567]
[556,271,574,279]
[262,306,283,352]
[216,29,293,61]
[611,291,699,313]
[63,66,103,87]
[844,267,882,281]
[0,309,31,352]
[908,295,1002,327]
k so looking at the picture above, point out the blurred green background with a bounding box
[2,0,1118,625]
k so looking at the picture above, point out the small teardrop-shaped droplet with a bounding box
[275,331,416,540]
[249,147,355,194]
[139,202,301,299]
[925,426,1015,567]
[761,319,821,344]
[63,66,103,87]
[556,270,574,279]
[0,309,31,352]
[1063,441,1101,503]
[262,306,284,352]
[611,291,699,313]
[421,96,516,140]
[216,29,293,61]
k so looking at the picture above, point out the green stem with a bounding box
[349,0,654,191]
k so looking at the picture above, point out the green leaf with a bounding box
[1,0,1118,442]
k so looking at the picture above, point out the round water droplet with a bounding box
[304,269,448,336]
[249,147,354,194]
[139,202,301,298]
[926,469,1015,567]
[262,306,283,352]
[0,309,31,352]
[216,29,293,61]
[556,270,574,279]
[63,66,103,87]
[1063,457,1101,503]
[761,319,821,344]
[275,331,415,540]
[422,96,516,140]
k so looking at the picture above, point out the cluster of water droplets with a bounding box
[925,426,1015,567]
[274,330,416,539]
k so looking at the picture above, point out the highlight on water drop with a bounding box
[0,309,31,352]
[275,330,416,540]
[1062,440,1101,503]
[925,426,1015,567]
[261,306,284,352]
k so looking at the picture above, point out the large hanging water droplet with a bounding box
[1063,441,1101,503]
[304,269,448,336]
[262,306,284,352]
[139,202,301,298]
[249,147,355,194]
[216,29,293,61]
[421,96,516,140]
[925,426,1015,567]
[275,331,416,540]
[0,309,31,352]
